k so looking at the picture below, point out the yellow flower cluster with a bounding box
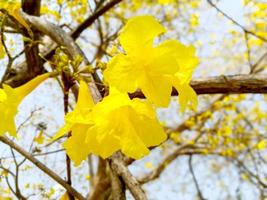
[54,82,166,166]
[104,16,198,110]
[57,16,198,165]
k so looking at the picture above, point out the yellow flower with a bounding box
[0,0,32,34]
[56,82,166,165]
[34,130,45,144]
[53,80,95,166]
[104,16,198,110]
[0,73,51,136]
[0,42,5,59]
[158,0,175,4]
[132,0,174,7]
[0,0,20,11]
[86,88,166,159]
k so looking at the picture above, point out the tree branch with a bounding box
[129,74,267,99]
[0,136,86,200]
[111,153,147,200]
[188,156,206,200]
[4,0,123,88]
[21,0,44,78]
[207,0,267,43]
[71,0,123,39]
[20,10,102,102]
[108,161,126,200]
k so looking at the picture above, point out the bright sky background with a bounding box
[0,0,264,199]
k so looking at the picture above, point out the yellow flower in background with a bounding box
[0,0,32,34]
[0,73,51,136]
[56,82,166,165]
[0,43,5,59]
[158,0,175,4]
[34,130,45,144]
[0,0,20,12]
[104,16,198,110]
[133,0,174,7]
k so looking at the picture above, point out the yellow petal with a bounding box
[120,127,150,159]
[14,73,51,101]
[90,92,130,122]
[76,81,95,110]
[131,99,156,117]
[104,54,139,93]
[0,114,17,136]
[86,95,166,159]
[158,0,175,4]
[11,8,33,36]
[173,81,198,112]
[0,89,7,102]
[52,123,72,141]
[0,86,19,136]
[149,46,179,75]
[34,130,45,144]
[158,40,198,82]
[59,192,70,200]
[139,74,172,107]
[119,15,166,54]
[86,123,120,158]
[132,116,166,147]
[63,125,91,166]
[0,86,18,136]
[120,105,165,159]
[52,81,94,143]
[0,43,5,59]
[126,101,166,150]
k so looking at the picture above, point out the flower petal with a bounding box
[52,123,72,141]
[63,125,91,166]
[119,15,166,54]
[76,80,95,109]
[120,128,150,159]
[0,114,17,136]
[104,54,139,93]
[86,124,120,158]
[14,73,51,101]
[173,81,198,112]
[158,40,198,84]
[127,102,166,150]
[139,74,172,107]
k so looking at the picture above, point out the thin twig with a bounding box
[207,0,267,43]
[188,156,206,200]
[111,153,147,200]
[0,136,86,200]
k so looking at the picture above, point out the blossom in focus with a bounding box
[104,15,198,111]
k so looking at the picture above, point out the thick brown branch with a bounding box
[108,162,126,200]
[71,0,123,39]
[129,74,267,99]
[88,159,110,200]
[21,0,44,78]
[20,11,102,102]
[111,153,147,200]
[4,0,122,88]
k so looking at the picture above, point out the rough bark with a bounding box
[129,74,267,99]
[20,0,44,80]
